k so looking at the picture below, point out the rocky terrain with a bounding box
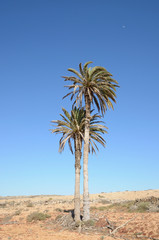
[0,189,159,240]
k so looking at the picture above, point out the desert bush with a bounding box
[0,203,7,208]
[118,201,150,213]
[55,208,63,212]
[90,206,97,211]
[100,237,105,240]
[134,232,143,237]
[136,202,149,212]
[1,215,13,224]
[90,205,110,211]
[44,209,49,213]
[16,202,21,206]
[98,206,109,211]
[27,212,51,222]
[8,201,15,207]
[26,202,34,207]
[99,199,110,204]
[14,210,21,215]
[98,195,105,198]
[55,214,63,221]
[118,201,134,211]
[83,219,95,226]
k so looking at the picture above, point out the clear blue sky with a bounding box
[0,0,159,196]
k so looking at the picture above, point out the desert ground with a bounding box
[0,189,159,240]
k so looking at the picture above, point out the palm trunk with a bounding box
[83,94,91,221]
[74,134,82,222]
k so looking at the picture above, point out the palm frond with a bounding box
[83,61,93,75]
[63,61,119,113]
[62,108,71,121]
[68,68,83,80]
[79,63,84,76]
[51,105,108,155]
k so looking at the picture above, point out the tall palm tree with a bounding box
[63,61,119,220]
[50,107,107,222]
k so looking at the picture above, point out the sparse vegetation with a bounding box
[14,210,21,215]
[26,202,34,207]
[8,201,15,207]
[0,191,159,238]
[55,208,63,212]
[83,219,95,227]
[100,236,105,240]
[1,215,13,224]
[90,205,111,211]
[27,212,51,222]
[0,203,7,208]
[115,200,150,213]
[135,202,150,212]
[99,199,110,204]
[55,214,63,221]
[134,232,143,237]
[90,206,97,211]
[90,198,158,213]
[98,206,109,211]
[98,195,105,198]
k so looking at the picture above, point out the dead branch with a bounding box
[106,218,115,231]
[110,215,136,235]
[136,236,159,240]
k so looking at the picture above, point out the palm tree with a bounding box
[63,61,119,220]
[50,107,107,222]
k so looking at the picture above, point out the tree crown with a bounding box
[50,107,107,154]
[63,61,119,114]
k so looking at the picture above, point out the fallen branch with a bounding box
[135,236,159,240]
[106,218,115,231]
[110,215,136,235]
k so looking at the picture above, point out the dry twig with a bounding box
[106,218,115,231]
[110,215,136,235]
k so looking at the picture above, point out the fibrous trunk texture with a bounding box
[83,94,90,221]
[74,134,81,222]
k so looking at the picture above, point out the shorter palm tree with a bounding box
[50,107,107,222]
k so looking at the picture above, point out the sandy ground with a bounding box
[0,189,159,240]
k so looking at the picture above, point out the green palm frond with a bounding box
[68,68,83,80]
[50,107,85,153]
[83,61,93,75]
[50,106,108,154]
[63,61,119,114]
[79,63,84,77]
[89,66,109,79]
[61,108,71,121]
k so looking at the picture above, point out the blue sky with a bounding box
[0,0,159,196]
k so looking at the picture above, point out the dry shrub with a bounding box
[27,212,51,222]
